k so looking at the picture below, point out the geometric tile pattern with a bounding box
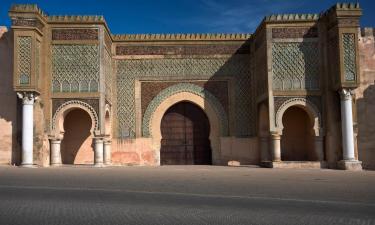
[116,55,254,138]
[103,49,112,100]
[52,44,99,92]
[272,42,320,90]
[18,36,32,85]
[342,33,357,82]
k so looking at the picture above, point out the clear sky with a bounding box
[1,0,374,34]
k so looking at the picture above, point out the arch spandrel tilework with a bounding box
[142,83,229,137]
[116,55,254,138]
[272,42,320,91]
[52,44,99,93]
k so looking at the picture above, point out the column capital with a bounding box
[17,92,39,105]
[339,88,353,101]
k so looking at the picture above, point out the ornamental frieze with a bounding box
[116,44,250,55]
[12,18,44,30]
[52,29,98,40]
[272,27,318,39]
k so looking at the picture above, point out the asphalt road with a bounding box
[0,166,374,225]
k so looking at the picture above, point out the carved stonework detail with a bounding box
[116,55,254,138]
[339,88,353,101]
[104,49,112,100]
[52,29,98,40]
[52,99,99,130]
[52,44,99,92]
[17,92,39,104]
[272,27,318,39]
[17,36,32,85]
[142,83,228,137]
[12,18,44,30]
[272,42,319,90]
[342,33,357,82]
[116,44,250,55]
[141,81,228,117]
[274,96,322,121]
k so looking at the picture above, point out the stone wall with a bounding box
[0,27,20,165]
[355,28,375,169]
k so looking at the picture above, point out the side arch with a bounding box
[275,98,322,136]
[142,83,228,137]
[52,100,99,138]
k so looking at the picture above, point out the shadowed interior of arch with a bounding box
[281,106,314,161]
[61,109,93,165]
[160,101,212,165]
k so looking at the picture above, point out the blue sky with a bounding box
[1,0,374,34]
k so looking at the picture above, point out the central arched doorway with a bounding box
[61,108,93,165]
[160,101,212,165]
[281,106,314,161]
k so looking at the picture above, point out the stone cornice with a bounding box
[264,13,319,23]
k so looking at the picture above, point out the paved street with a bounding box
[0,166,374,225]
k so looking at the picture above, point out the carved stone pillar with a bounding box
[104,140,112,165]
[50,139,62,166]
[270,133,281,162]
[94,138,104,167]
[17,92,37,167]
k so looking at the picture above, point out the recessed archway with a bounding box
[61,108,93,164]
[281,106,314,161]
[160,101,212,165]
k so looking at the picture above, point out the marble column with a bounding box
[17,92,37,167]
[104,140,112,165]
[270,133,281,162]
[339,89,355,160]
[94,138,104,167]
[314,136,324,161]
[50,139,62,166]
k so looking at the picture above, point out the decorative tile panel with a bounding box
[116,44,250,55]
[52,29,98,40]
[116,55,254,138]
[104,49,112,100]
[272,27,318,39]
[342,33,357,82]
[35,41,40,87]
[272,42,319,90]
[17,36,32,85]
[52,44,99,92]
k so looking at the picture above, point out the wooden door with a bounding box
[160,102,211,165]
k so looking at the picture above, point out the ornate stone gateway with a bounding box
[160,102,212,165]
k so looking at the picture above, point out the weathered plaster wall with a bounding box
[0,27,20,165]
[356,28,375,170]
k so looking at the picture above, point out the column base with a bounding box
[261,161,327,169]
[19,164,37,168]
[337,160,362,171]
[94,163,105,168]
[50,163,62,167]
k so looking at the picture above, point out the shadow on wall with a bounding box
[357,84,375,169]
[203,38,257,165]
[0,27,21,165]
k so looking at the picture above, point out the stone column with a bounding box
[314,136,324,161]
[104,140,112,165]
[259,136,269,161]
[337,89,362,170]
[17,92,37,167]
[94,138,104,167]
[339,89,355,160]
[50,139,62,166]
[270,133,281,162]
